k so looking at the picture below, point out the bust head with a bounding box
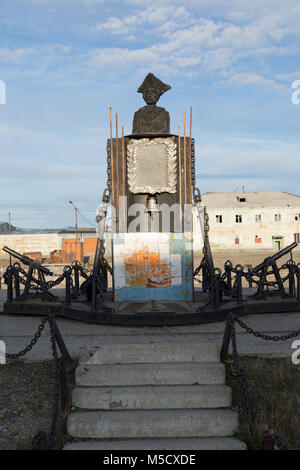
[137,73,171,106]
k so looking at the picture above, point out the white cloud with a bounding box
[0,48,35,63]
[216,73,288,93]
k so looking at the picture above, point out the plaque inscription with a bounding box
[127,137,177,194]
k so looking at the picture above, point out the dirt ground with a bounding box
[194,249,300,271]
[0,361,74,450]
[226,356,300,450]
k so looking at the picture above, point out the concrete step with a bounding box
[64,437,247,450]
[67,409,239,439]
[76,362,225,386]
[73,384,232,410]
[79,342,220,365]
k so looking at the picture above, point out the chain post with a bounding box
[288,264,295,296]
[7,267,13,303]
[214,274,221,310]
[225,261,232,291]
[14,267,21,298]
[247,266,253,288]
[65,269,71,306]
[237,271,242,304]
[262,430,275,450]
[220,313,232,362]
[59,356,69,412]
[297,267,300,302]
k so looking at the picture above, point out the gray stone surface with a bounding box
[67,409,239,439]
[72,384,232,410]
[79,342,219,365]
[64,437,247,450]
[76,362,225,387]
[1,287,299,361]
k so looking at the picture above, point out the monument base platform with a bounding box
[3,288,300,326]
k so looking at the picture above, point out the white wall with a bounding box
[193,206,300,250]
[0,233,60,258]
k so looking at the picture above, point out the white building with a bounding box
[193,192,300,251]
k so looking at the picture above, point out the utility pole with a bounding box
[69,201,78,242]
[8,212,11,233]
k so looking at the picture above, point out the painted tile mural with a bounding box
[113,233,193,301]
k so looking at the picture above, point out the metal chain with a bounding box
[4,315,67,450]
[230,315,294,450]
[5,317,48,359]
[235,316,300,341]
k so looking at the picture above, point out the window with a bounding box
[216,214,223,223]
[239,197,246,202]
[255,214,261,223]
[294,233,300,243]
[235,236,239,244]
[235,214,242,223]
[295,214,300,221]
[275,214,281,222]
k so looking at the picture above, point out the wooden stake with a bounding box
[183,112,187,206]
[122,125,126,227]
[109,107,114,205]
[189,106,192,203]
[116,112,119,212]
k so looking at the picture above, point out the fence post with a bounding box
[7,268,13,303]
[65,270,71,306]
[237,271,242,304]
[288,264,295,297]
[262,430,275,450]
[297,267,300,302]
[60,356,69,412]
[14,270,20,298]
[220,314,232,362]
[214,274,221,310]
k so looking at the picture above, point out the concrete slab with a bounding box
[76,362,225,386]
[67,409,239,439]
[0,288,299,361]
[64,437,247,450]
[72,384,232,410]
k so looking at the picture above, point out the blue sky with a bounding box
[1,0,300,228]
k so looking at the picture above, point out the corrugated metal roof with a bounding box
[201,191,300,209]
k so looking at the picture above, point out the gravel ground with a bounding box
[0,361,74,450]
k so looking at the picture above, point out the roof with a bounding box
[201,192,300,209]
[58,227,96,234]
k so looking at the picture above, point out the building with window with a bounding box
[193,191,300,251]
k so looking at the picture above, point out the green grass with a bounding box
[226,357,300,450]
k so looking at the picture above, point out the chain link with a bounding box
[235,316,300,341]
[4,315,70,449]
[5,317,48,359]
[227,314,293,450]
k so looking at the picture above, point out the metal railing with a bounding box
[2,314,73,450]
[220,312,300,450]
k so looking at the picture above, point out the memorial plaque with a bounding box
[127,137,177,194]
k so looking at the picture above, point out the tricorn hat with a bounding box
[137,73,171,96]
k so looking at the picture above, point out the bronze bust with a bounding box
[132,73,171,135]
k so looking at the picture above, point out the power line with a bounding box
[77,208,95,227]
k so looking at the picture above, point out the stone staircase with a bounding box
[64,340,246,450]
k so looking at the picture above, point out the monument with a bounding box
[3,73,298,325]
[107,72,197,302]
